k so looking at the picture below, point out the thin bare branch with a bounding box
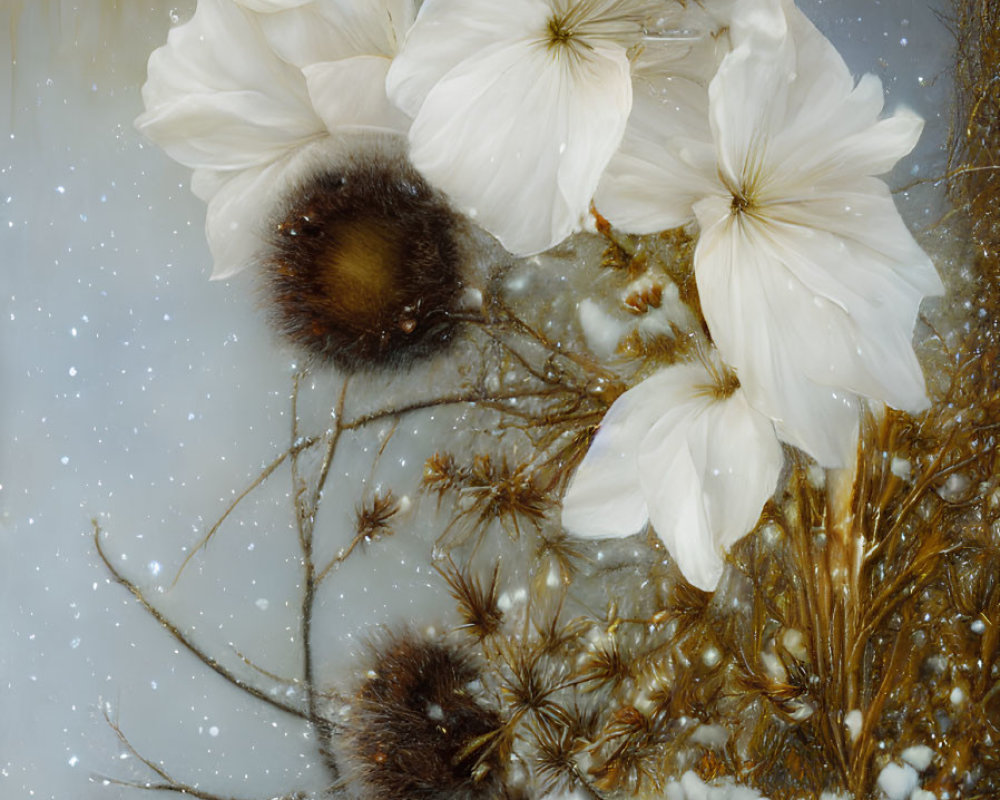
[171,436,318,588]
[93,522,306,721]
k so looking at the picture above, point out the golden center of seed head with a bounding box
[317,217,404,332]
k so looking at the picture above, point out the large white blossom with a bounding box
[596,0,944,467]
[561,357,783,592]
[136,0,413,279]
[386,0,666,256]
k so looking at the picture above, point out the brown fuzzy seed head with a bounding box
[345,633,507,800]
[264,157,463,371]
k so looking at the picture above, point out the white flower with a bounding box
[597,0,944,468]
[561,356,783,592]
[136,0,413,279]
[386,0,664,256]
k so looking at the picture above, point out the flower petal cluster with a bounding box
[386,0,661,256]
[136,0,413,279]
[597,0,943,468]
[562,357,783,591]
[564,0,943,590]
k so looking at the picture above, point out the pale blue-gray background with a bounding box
[1,1,952,798]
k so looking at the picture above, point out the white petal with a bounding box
[388,0,636,253]
[386,0,544,119]
[693,0,941,467]
[304,57,410,134]
[781,4,856,130]
[203,164,280,280]
[138,91,323,170]
[135,0,321,170]
[813,106,925,179]
[685,388,784,553]
[724,0,786,38]
[636,368,782,591]
[696,183,942,443]
[768,193,939,412]
[771,71,908,186]
[257,0,414,67]
[596,75,715,233]
[202,142,328,280]
[694,195,865,467]
[190,168,230,203]
[707,23,793,191]
[648,438,723,589]
[781,178,943,298]
[718,6,922,188]
[561,370,688,539]
[406,40,632,254]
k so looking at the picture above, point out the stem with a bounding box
[93,522,306,721]
[316,529,370,583]
[171,436,319,588]
[290,379,349,787]
[825,464,863,720]
[341,387,557,431]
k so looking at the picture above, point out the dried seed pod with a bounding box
[342,631,507,800]
[437,559,505,642]
[263,137,464,371]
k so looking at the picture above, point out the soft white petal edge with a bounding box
[256,0,415,68]
[637,374,783,591]
[203,160,289,280]
[561,360,783,592]
[304,57,411,134]
[561,368,701,540]
[135,0,321,170]
[203,137,335,280]
[596,75,716,234]
[385,0,545,119]
[406,40,632,255]
[693,194,864,467]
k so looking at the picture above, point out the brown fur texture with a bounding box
[263,150,463,371]
[341,632,508,800]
